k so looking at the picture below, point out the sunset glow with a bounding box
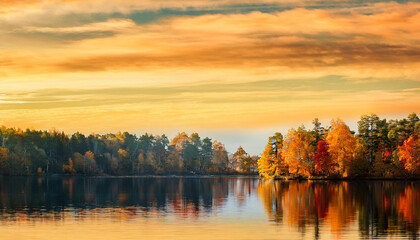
[1,0,419,153]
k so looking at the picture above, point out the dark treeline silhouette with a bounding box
[0,128,258,176]
[0,129,239,175]
[258,113,420,179]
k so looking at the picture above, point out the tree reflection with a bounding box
[0,176,419,239]
[0,176,251,222]
[258,180,420,239]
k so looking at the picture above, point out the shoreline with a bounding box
[1,174,419,180]
[271,176,420,181]
[0,173,260,178]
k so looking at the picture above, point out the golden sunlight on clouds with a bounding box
[0,0,419,135]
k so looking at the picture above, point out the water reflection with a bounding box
[258,180,420,239]
[0,176,258,221]
[0,176,419,239]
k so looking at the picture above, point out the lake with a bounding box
[0,176,418,239]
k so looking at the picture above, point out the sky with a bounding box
[0,0,420,154]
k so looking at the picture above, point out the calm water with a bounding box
[0,176,419,240]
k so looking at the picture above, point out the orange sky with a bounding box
[0,0,419,153]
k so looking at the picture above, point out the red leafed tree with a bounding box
[398,135,420,175]
[313,141,334,175]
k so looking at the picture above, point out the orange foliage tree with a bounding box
[398,134,420,175]
[282,127,315,177]
[326,119,356,177]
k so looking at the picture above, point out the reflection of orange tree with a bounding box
[62,177,74,200]
[313,183,331,219]
[258,181,357,237]
[283,182,315,229]
[258,181,317,228]
[398,184,420,225]
[259,181,420,238]
[325,182,356,235]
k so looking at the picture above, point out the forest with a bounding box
[0,113,418,178]
[0,127,257,175]
[258,113,420,179]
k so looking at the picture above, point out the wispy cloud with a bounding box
[20,18,135,33]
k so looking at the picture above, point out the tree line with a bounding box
[0,112,418,177]
[0,128,256,175]
[258,113,420,179]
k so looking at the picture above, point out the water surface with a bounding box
[0,176,418,239]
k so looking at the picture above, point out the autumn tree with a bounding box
[231,146,248,171]
[0,126,234,175]
[258,144,275,179]
[240,155,255,173]
[398,134,420,175]
[313,141,334,176]
[72,152,85,174]
[211,141,229,172]
[388,113,420,148]
[282,127,315,177]
[326,119,356,177]
[269,132,287,176]
[170,132,189,151]
[166,145,183,173]
[84,151,97,174]
[258,132,287,179]
[62,158,76,174]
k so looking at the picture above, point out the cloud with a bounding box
[0,0,414,14]
[20,18,136,33]
[1,3,418,81]
[1,76,419,110]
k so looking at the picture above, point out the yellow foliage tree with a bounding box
[258,143,276,179]
[282,127,315,177]
[326,119,356,177]
[258,133,287,179]
[170,132,189,151]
